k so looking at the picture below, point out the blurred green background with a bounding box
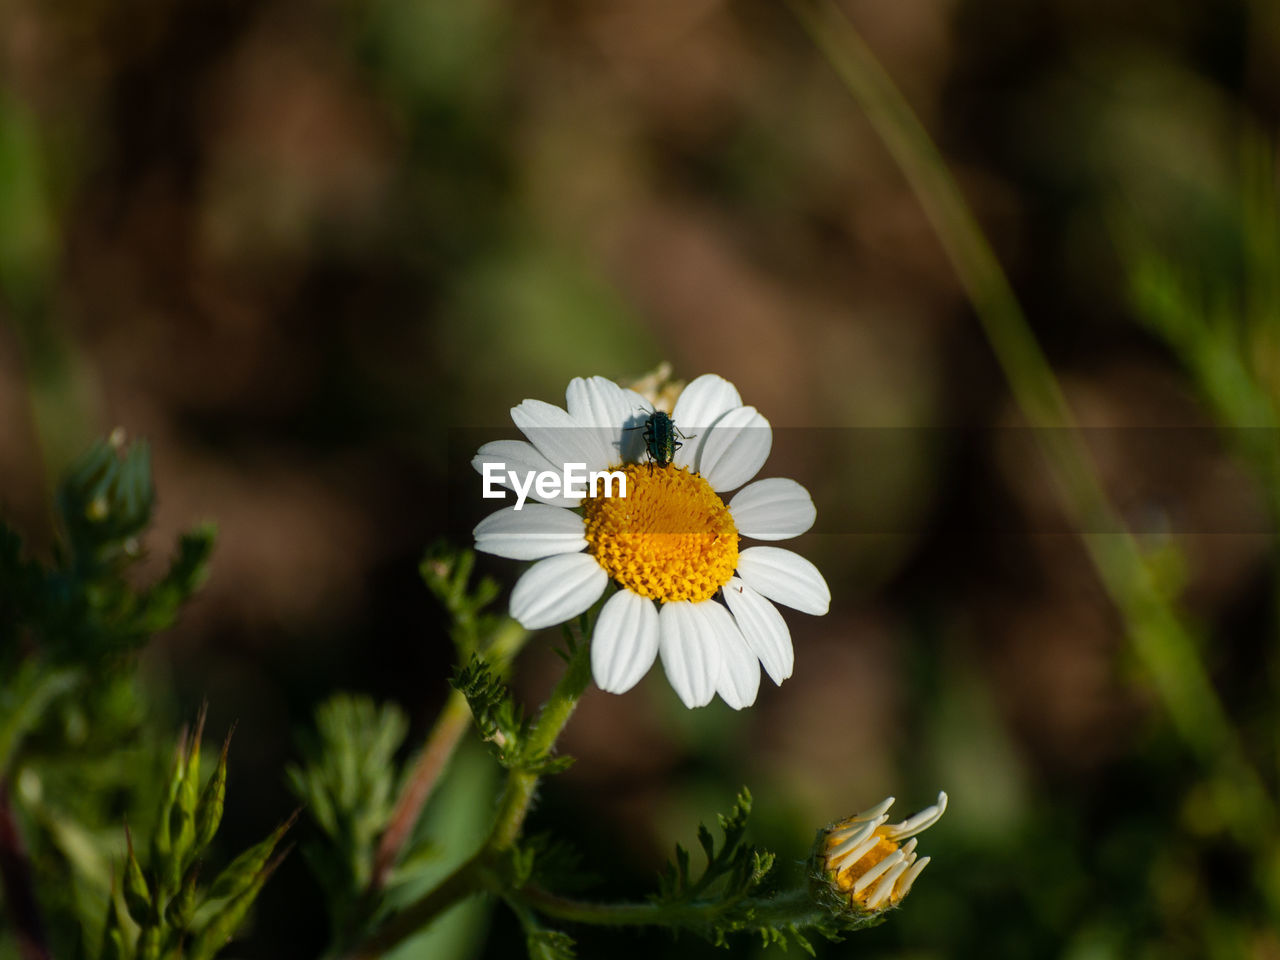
[3,0,1280,957]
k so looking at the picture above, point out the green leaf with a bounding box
[136,924,162,960]
[509,844,536,889]
[151,735,188,900]
[206,811,298,902]
[172,707,207,872]
[138,525,216,635]
[195,725,233,853]
[510,894,578,960]
[0,662,81,776]
[286,694,414,940]
[166,863,200,931]
[187,849,288,960]
[102,928,129,960]
[519,834,595,895]
[650,788,780,947]
[420,544,505,657]
[450,655,530,769]
[122,823,152,925]
[99,886,130,960]
[526,927,577,960]
[378,740,497,960]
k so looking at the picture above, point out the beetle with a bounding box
[636,410,694,467]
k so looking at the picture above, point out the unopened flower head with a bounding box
[472,372,829,710]
[819,791,948,914]
[620,362,684,413]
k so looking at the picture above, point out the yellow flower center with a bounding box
[827,833,901,907]
[582,463,738,603]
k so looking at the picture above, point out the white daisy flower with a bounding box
[471,374,829,710]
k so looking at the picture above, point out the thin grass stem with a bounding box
[786,0,1276,867]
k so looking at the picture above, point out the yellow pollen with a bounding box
[826,833,902,907]
[582,463,738,603]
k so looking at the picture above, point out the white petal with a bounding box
[729,478,816,540]
[672,373,743,427]
[701,601,760,710]
[565,376,636,426]
[473,505,587,561]
[827,817,885,863]
[591,589,660,694]
[736,547,830,615]
[671,374,742,470]
[853,796,896,822]
[884,791,948,841]
[658,601,724,708]
[831,831,884,874]
[511,398,614,474]
[895,856,931,899]
[723,579,794,684]
[565,376,650,464]
[697,406,772,492]
[868,856,912,909]
[509,553,608,630]
[472,440,580,507]
[853,848,905,895]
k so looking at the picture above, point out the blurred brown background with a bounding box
[3,0,1279,957]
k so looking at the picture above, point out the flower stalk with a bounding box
[370,616,529,891]
[510,882,830,932]
[489,627,593,853]
[350,622,592,957]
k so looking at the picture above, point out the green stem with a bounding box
[370,617,529,891]
[787,0,1275,846]
[369,690,472,891]
[513,882,827,932]
[347,854,487,960]
[352,625,593,956]
[489,630,593,852]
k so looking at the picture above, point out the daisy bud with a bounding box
[818,791,947,915]
[620,361,684,413]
